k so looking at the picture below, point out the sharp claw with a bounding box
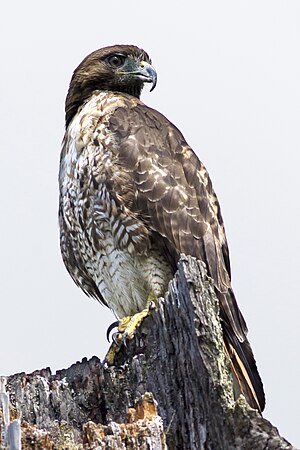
[148,301,156,311]
[106,321,119,342]
[112,332,122,346]
[122,332,128,347]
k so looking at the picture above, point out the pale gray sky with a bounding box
[1,0,299,446]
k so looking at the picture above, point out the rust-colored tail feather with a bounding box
[223,324,265,411]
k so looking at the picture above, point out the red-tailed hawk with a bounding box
[59,45,265,411]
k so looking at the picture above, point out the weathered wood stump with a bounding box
[0,256,295,449]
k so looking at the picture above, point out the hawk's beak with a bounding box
[136,61,157,92]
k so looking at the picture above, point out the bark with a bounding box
[0,256,295,449]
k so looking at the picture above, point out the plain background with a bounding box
[1,1,299,446]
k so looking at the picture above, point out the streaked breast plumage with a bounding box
[59,92,172,317]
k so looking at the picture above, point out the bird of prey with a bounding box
[59,44,265,411]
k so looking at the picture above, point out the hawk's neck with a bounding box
[65,85,142,129]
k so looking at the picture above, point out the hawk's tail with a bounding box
[223,323,265,411]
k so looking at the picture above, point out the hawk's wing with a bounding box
[108,99,265,411]
[109,102,244,339]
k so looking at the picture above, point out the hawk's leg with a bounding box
[104,294,156,366]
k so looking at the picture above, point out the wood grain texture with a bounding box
[0,256,294,449]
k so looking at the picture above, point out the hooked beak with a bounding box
[135,61,157,92]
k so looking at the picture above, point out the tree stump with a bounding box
[0,256,295,449]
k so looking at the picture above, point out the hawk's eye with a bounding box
[106,54,126,68]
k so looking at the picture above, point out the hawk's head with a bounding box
[65,45,157,127]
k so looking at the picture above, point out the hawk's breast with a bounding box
[59,92,173,317]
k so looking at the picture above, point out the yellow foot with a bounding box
[118,302,156,340]
[104,339,122,366]
[104,300,156,366]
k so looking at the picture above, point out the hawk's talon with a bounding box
[121,332,128,348]
[104,297,157,365]
[112,332,122,346]
[106,320,119,342]
[148,300,156,311]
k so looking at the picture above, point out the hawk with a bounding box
[59,45,265,411]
